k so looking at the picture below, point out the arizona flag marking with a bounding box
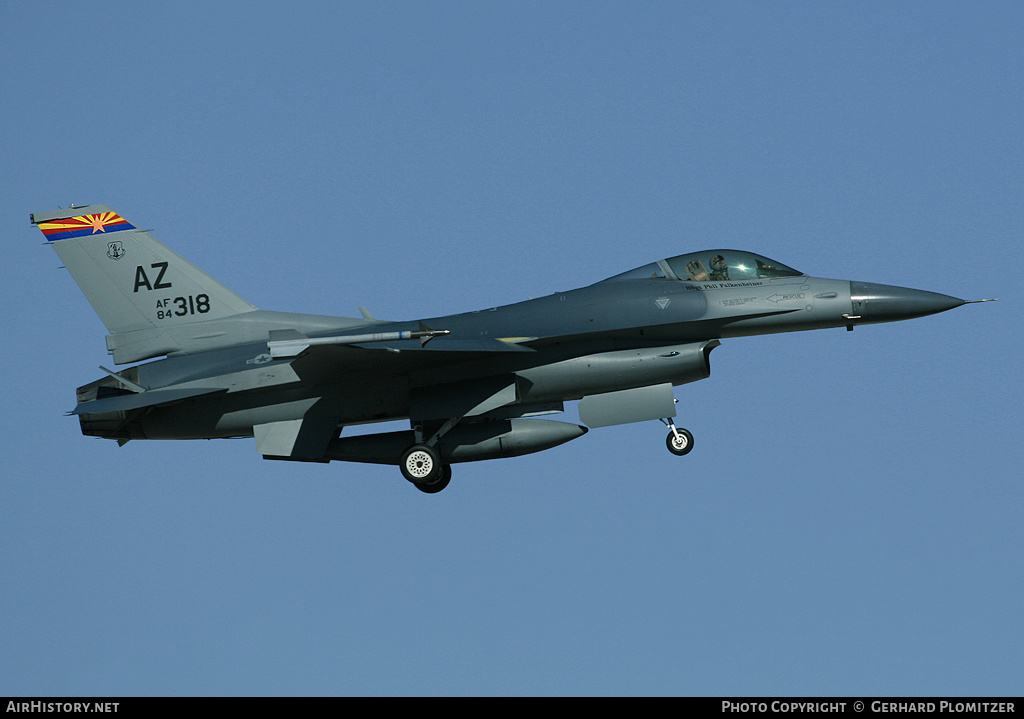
[37,211,135,241]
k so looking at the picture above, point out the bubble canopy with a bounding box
[603,250,804,282]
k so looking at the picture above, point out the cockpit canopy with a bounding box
[605,250,804,282]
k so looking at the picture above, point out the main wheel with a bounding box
[666,428,694,456]
[400,444,442,484]
[414,465,452,494]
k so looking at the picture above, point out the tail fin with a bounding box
[33,204,257,336]
[33,204,259,363]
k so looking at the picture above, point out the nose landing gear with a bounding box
[662,418,694,456]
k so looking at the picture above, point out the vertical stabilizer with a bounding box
[32,205,257,337]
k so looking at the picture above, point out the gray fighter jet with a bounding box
[34,205,993,493]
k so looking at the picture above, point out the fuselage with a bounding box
[77,256,965,444]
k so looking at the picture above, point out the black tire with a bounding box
[665,428,694,456]
[414,465,452,494]
[400,444,442,484]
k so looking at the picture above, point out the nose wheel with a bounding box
[662,419,694,456]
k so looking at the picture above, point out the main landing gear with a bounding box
[662,418,694,456]
[400,443,452,494]
[400,417,459,493]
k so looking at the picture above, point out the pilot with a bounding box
[709,254,730,281]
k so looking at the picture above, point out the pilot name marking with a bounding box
[684,281,764,291]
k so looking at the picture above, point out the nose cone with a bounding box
[850,281,965,324]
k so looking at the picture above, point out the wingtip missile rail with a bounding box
[268,327,451,359]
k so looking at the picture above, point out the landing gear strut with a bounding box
[662,419,694,456]
[400,412,472,493]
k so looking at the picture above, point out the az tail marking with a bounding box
[133,262,173,292]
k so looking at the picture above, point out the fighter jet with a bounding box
[33,205,993,493]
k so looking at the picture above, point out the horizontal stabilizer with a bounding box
[73,386,227,415]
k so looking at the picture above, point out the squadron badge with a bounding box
[106,241,126,261]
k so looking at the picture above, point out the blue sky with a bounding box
[2,1,1021,696]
